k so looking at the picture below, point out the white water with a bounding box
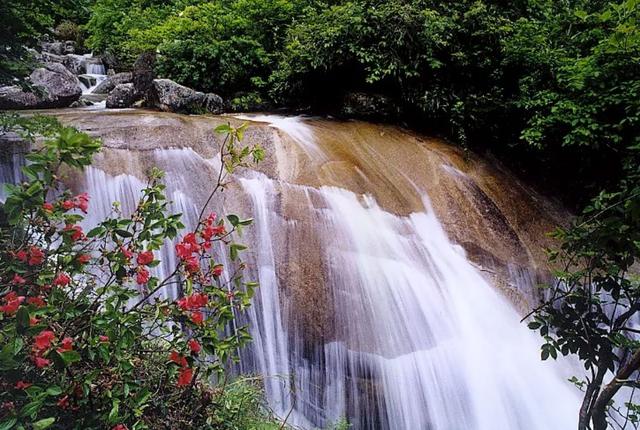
[79,73,108,95]
[0,117,581,429]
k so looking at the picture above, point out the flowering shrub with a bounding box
[0,115,274,429]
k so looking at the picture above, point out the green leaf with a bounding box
[20,400,42,418]
[16,307,30,335]
[226,214,240,226]
[57,350,81,366]
[46,386,62,396]
[115,229,133,238]
[0,418,17,430]
[33,418,55,430]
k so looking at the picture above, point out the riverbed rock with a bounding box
[105,83,136,108]
[0,63,81,109]
[93,72,132,94]
[147,79,224,114]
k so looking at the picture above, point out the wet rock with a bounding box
[70,98,93,108]
[147,79,224,114]
[0,63,81,109]
[81,93,107,104]
[93,72,132,94]
[62,54,87,75]
[78,74,96,88]
[341,92,399,121]
[105,83,137,108]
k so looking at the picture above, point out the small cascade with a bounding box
[86,63,106,75]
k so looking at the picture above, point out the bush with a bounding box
[0,114,276,429]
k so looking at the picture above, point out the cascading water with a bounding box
[0,111,581,429]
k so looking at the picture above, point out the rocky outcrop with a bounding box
[93,72,132,94]
[105,83,136,108]
[132,52,156,96]
[147,79,224,114]
[341,92,399,121]
[0,63,81,109]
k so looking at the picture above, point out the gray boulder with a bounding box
[106,83,137,108]
[41,42,64,55]
[93,72,132,94]
[147,79,224,114]
[0,63,81,109]
[132,52,156,96]
[62,54,87,75]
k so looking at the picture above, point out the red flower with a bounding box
[12,274,26,285]
[27,296,46,308]
[188,339,201,355]
[176,293,208,311]
[61,200,75,211]
[15,250,27,262]
[112,425,129,430]
[74,193,89,213]
[14,381,32,390]
[120,246,134,261]
[190,311,204,325]
[57,395,70,409]
[212,265,223,277]
[175,233,201,260]
[136,267,150,285]
[99,335,109,343]
[28,246,44,266]
[136,250,154,266]
[177,367,193,387]
[76,254,90,264]
[59,337,73,352]
[202,224,225,240]
[29,316,40,326]
[42,202,54,212]
[184,256,200,274]
[0,292,25,314]
[33,356,51,368]
[169,351,187,367]
[63,224,85,242]
[34,330,55,351]
[53,273,71,287]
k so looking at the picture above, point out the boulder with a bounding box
[132,52,156,96]
[106,83,137,108]
[41,41,64,55]
[62,54,87,75]
[341,92,399,121]
[0,63,81,109]
[63,41,76,55]
[93,72,132,94]
[147,79,224,114]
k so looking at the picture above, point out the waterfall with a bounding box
[86,63,106,75]
[0,112,581,429]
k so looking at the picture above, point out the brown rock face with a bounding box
[33,109,568,341]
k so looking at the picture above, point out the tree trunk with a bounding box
[592,349,640,430]
[580,366,607,430]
